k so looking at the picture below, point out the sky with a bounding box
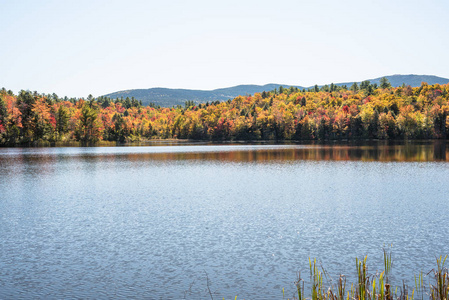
[1,0,448,98]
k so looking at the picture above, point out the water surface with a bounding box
[1,141,448,299]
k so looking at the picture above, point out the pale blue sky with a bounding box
[1,0,448,97]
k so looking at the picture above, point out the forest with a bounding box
[0,78,448,146]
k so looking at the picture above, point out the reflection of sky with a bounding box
[0,143,449,299]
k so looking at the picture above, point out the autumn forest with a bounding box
[1,79,449,146]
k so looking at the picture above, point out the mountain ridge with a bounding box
[103,74,449,107]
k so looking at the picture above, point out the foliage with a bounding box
[1,82,449,145]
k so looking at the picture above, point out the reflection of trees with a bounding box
[0,150,58,176]
[48,142,448,163]
[433,141,447,160]
[1,143,447,176]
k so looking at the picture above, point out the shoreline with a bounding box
[0,138,448,148]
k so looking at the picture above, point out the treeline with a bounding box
[1,79,449,145]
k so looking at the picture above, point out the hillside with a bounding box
[2,82,449,145]
[103,74,449,107]
[103,84,303,107]
[336,74,449,88]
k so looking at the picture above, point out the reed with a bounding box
[384,246,393,281]
[356,256,369,300]
[430,256,448,300]
[284,253,448,300]
[415,271,425,300]
[221,253,447,300]
[296,272,305,300]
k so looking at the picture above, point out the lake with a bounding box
[0,141,448,299]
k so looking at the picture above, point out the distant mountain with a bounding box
[335,74,449,88]
[103,84,303,107]
[103,74,449,107]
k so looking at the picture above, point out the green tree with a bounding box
[76,104,102,142]
[52,93,59,102]
[321,85,330,92]
[131,97,140,107]
[380,77,392,89]
[185,100,195,109]
[112,113,127,142]
[17,90,37,142]
[360,80,371,90]
[0,95,7,126]
[101,98,111,108]
[289,86,295,94]
[56,105,70,137]
[0,95,8,143]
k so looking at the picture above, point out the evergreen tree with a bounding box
[262,91,268,99]
[76,104,101,142]
[0,94,8,142]
[52,93,59,102]
[56,105,69,136]
[17,90,37,141]
[101,98,111,108]
[0,95,7,125]
[380,77,392,89]
[289,86,295,94]
[360,80,371,90]
[124,97,132,109]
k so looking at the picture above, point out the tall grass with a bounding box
[430,256,448,300]
[287,252,448,300]
[220,252,447,300]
